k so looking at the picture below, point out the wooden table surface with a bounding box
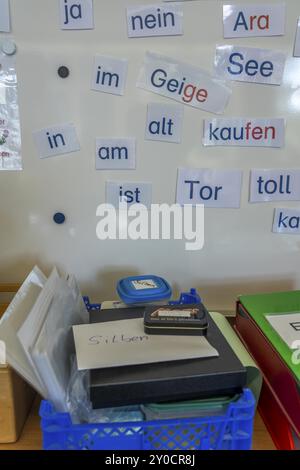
[0,396,276,451]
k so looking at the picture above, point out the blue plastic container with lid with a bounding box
[117,275,172,305]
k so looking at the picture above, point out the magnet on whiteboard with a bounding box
[53,212,66,225]
[58,66,70,78]
[1,39,17,56]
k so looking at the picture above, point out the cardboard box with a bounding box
[0,285,36,443]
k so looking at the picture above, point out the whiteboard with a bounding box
[1,0,300,311]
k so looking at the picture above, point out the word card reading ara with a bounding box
[215,45,286,85]
[203,118,285,148]
[137,51,231,114]
[223,4,285,38]
[127,3,183,38]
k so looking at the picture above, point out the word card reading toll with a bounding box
[203,118,285,148]
[137,51,232,114]
[127,3,183,38]
[223,4,285,38]
[250,169,300,203]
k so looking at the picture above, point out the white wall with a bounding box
[1,0,300,310]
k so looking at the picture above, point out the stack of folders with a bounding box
[0,266,88,412]
[236,291,300,448]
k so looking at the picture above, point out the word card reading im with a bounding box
[127,3,183,38]
[215,45,286,85]
[223,4,285,38]
[91,55,128,96]
[137,51,232,114]
[203,118,285,148]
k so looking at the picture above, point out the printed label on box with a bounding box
[132,279,158,290]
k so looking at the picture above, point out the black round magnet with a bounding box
[57,66,70,79]
[53,212,66,225]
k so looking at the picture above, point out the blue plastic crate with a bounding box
[40,389,255,450]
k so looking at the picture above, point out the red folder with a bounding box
[235,301,300,449]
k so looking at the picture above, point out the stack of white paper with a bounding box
[0,266,88,411]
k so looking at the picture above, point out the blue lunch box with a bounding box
[117,275,172,305]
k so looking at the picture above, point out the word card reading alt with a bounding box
[96,138,136,170]
[223,4,285,38]
[203,118,285,148]
[0,0,10,32]
[106,181,152,208]
[215,45,286,86]
[33,123,80,159]
[91,55,128,96]
[176,168,243,208]
[137,51,232,114]
[145,103,184,143]
[59,0,94,30]
[250,169,300,203]
[273,208,300,235]
[127,3,183,38]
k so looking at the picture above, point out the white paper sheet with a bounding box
[73,318,219,370]
[266,313,300,349]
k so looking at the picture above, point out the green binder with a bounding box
[239,290,300,382]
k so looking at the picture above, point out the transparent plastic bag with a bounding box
[0,49,22,170]
[67,358,144,424]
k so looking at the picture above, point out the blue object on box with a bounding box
[117,275,172,305]
[169,288,202,305]
[39,389,255,450]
